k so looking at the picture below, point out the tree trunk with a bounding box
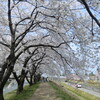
[25,75,33,86]
[0,62,15,100]
[25,76,30,85]
[34,75,37,84]
[17,80,24,94]
[29,75,33,86]
[17,76,25,93]
[0,89,4,100]
[17,69,28,93]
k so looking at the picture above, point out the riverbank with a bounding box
[4,83,40,100]
[5,82,100,100]
[4,81,28,94]
[5,82,78,100]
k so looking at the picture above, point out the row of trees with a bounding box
[0,0,99,100]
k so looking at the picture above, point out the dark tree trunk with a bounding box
[25,76,30,85]
[25,75,33,86]
[34,73,41,84]
[0,88,4,100]
[29,82,33,86]
[29,75,33,86]
[14,69,28,94]
[34,75,37,84]
[17,80,24,94]
[0,61,15,100]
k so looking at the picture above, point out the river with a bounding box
[4,82,28,94]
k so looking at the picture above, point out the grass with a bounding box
[61,82,100,100]
[87,80,100,87]
[4,83,40,100]
[49,81,81,100]
[67,80,100,87]
[5,81,10,87]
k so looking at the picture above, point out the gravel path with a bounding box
[28,82,61,100]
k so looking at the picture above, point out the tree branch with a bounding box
[81,0,100,27]
[0,41,10,48]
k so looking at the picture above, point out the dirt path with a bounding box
[28,82,61,100]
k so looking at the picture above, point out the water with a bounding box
[4,84,17,94]
[4,82,28,94]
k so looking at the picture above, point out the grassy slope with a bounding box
[49,82,81,100]
[61,82,100,100]
[4,83,40,100]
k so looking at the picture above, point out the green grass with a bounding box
[68,80,100,87]
[87,80,100,87]
[61,82,100,100]
[5,81,10,87]
[49,82,80,100]
[4,83,40,100]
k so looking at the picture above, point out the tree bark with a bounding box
[17,79,24,94]
[0,88,4,100]
[13,73,25,94]
[34,75,37,84]
[25,75,33,86]
[29,75,33,86]
[17,71,28,93]
[0,62,15,99]
[25,76,30,85]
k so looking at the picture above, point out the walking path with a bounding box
[28,82,61,100]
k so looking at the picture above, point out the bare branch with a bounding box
[80,0,100,27]
[0,41,10,49]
